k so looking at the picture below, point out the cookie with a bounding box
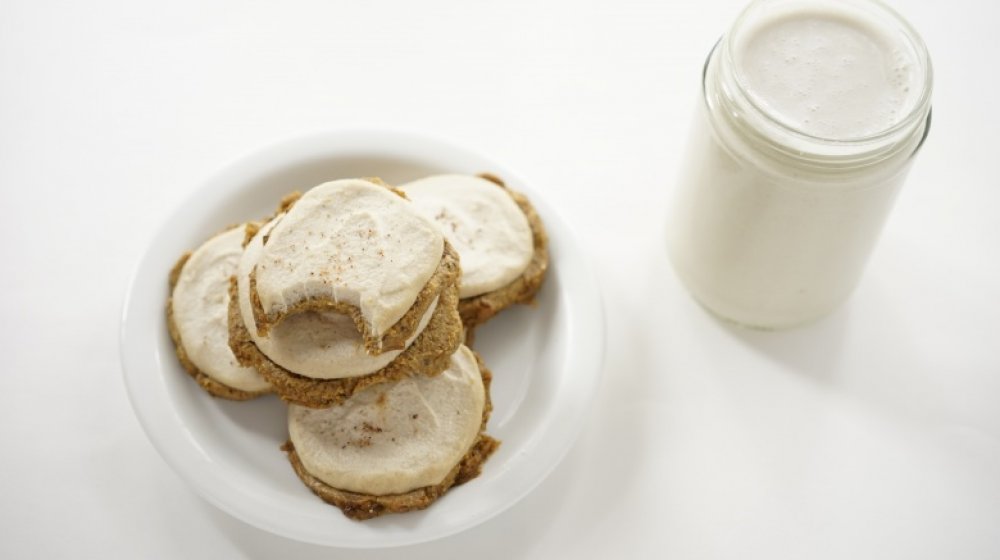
[400,173,549,329]
[167,226,270,399]
[248,179,447,354]
[229,217,463,407]
[282,346,500,520]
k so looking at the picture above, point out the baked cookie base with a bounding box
[167,252,270,401]
[282,351,500,520]
[229,276,464,408]
[458,174,549,329]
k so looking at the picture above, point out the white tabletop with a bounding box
[3,0,999,558]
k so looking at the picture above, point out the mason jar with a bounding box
[667,0,933,329]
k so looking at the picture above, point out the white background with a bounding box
[3,0,999,558]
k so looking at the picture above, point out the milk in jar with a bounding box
[668,0,933,329]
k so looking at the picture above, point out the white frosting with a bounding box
[400,174,533,298]
[238,219,438,379]
[171,227,269,392]
[288,345,485,495]
[253,179,444,336]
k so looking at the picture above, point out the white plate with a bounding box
[120,129,605,548]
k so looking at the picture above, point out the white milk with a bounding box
[668,0,932,329]
[737,10,920,139]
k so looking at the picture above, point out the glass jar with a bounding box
[667,0,933,329]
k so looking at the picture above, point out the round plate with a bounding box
[120,129,605,548]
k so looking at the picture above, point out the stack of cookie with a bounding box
[229,178,464,408]
[166,174,547,520]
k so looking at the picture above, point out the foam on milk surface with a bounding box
[736,11,918,140]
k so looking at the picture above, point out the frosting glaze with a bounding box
[171,227,269,392]
[288,345,486,495]
[253,179,443,337]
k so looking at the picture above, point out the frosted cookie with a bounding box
[248,178,448,354]
[167,226,270,399]
[282,345,500,520]
[400,173,548,329]
[239,218,442,379]
[230,220,463,408]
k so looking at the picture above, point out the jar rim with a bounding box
[721,0,933,147]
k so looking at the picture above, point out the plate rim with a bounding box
[119,128,605,548]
